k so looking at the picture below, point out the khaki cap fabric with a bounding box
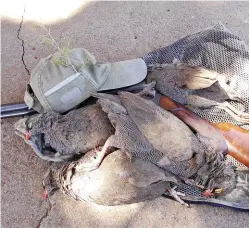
[24,48,147,113]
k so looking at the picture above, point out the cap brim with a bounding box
[98,58,147,91]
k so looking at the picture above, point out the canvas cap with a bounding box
[25,48,147,113]
[98,58,147,91]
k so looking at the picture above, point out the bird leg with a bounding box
[42,167,60,204]
[183,176,217,199]
[76,135,117,172]
[183,177,215,197]
[216,102,249,123]
[187,95,249,123]
[136,81,156,98]
[167,186,189,207]
[201,189,215,197]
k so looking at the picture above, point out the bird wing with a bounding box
[119,92,197,162]
[97,97,166,165]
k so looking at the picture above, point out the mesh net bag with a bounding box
[142,23,249,130]
[142,23,249,209]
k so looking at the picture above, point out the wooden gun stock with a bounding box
[158,95,249,168]
[214,123,249,167]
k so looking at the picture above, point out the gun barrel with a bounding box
[1,103,37,118]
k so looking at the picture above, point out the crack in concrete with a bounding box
[36,202,52,228]
[17,5,30,76]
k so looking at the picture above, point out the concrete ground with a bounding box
[2,1,249,228]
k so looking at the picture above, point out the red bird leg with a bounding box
[202,189,214,197]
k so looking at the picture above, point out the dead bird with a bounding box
[90,90,236,197]
[14,104,114,161]
[43,149,188,206]
[147,63,249,123]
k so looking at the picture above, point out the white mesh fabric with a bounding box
[143,23,249,130]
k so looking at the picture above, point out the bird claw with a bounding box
[201,189,215,197]
[136,82,156,98]
[201,188,224,197]
[168,186,189,207]
[42,177,57,205]
[219,102,249,123]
